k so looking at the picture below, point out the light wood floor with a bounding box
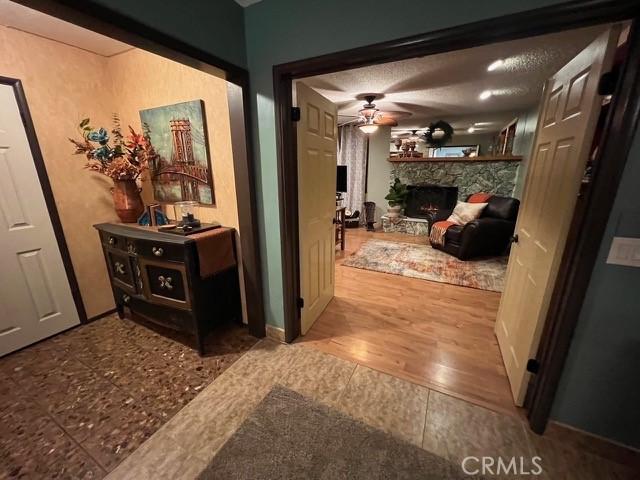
[298,227,521,417]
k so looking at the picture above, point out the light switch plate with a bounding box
[606,237,640,267]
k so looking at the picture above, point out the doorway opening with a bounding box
[274,4,640,434]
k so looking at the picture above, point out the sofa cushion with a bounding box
[483,195,519,221]
[448,201,488,225]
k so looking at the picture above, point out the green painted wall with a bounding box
[90,0,247,68]
[551,130,640,449]
[244,0,563,329]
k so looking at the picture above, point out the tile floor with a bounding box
[0,315,257,479]
[105,339,637,480]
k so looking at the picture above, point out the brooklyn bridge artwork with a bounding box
[139,100,215,204]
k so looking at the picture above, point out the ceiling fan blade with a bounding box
[338,118,362,127]
[374,117,398,126]
[377,110,412,119]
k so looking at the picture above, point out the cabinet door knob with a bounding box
[122,294,130,304]
[109,236,116,245]
[152,247,164,257]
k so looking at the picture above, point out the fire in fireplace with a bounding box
[404,184,458,219]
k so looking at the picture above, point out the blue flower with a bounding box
[92,146,110,160]
[87,128,109,144]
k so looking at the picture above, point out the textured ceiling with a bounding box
[0,0,132,57]
[300,26,606,134]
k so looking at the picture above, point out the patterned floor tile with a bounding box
[0,315,256,478]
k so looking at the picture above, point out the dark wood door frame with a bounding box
[12,0,266,337]
[1,75,87,323]
[273,0,640,434]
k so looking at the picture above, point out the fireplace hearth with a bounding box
[405,184,458,219]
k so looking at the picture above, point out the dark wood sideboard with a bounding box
[94,223,241,354]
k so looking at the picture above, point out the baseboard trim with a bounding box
[85,308,117,324]
[547,421,640,469]
[265,324,286,343]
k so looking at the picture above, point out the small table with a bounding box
[335,206,346,250]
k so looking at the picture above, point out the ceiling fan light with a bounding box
[359,124,379,134]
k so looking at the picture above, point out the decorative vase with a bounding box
[111,179,144,223]
[387,205,403,223]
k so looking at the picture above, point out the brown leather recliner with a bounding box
[430,194,520,260]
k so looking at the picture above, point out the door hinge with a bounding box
[598,70,618,96]
[291,107,301,122]
[526,358,540,374]
[297,297,304,309]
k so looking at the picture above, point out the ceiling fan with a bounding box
[339,95,410,134]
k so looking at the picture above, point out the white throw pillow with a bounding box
[447,201,488,225]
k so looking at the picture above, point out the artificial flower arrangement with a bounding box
[69,115,159,222]
[69,114,157,180]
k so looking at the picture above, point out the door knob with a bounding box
[510,234,519,244]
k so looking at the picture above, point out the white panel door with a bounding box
[495,28,619,404]
[0,83,80,356]
[296,82,337,334]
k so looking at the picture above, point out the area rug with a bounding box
[342,239,507,292]
[198,385,480,480]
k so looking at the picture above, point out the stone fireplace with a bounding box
[391,159,521,200]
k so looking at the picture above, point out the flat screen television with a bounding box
[336,165,348,193]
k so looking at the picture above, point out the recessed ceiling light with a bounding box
[487,59,504,72]
[467,127,475,133]
[479,90,493,100]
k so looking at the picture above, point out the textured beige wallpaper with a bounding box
[0,25,118,317]
[0,26,239,319]
[107,50,238,229]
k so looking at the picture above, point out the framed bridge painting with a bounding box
[139,99,215,205]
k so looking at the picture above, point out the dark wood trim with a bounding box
[272,0,640,434]
[12,0,248,86]
[0,76,88,323]
[273,72,301,342]
[274,0,638,80]
[11,0,265,337]
[227,82,266,338]
[86,308,118,323]
[526,19,640,433]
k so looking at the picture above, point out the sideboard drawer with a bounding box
[100,231,127,251]
[135,239,184,262]
[117,289,194,333]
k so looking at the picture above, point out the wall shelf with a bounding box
[388,155,523,163]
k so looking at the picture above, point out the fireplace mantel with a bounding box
[388,155,522,163]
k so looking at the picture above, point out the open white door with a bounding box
[296,82,338,334]
[0,83,80,356]
[495,27,620,405]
